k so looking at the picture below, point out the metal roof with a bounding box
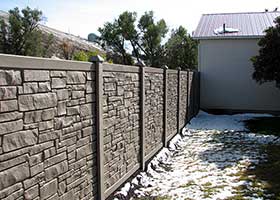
[193,11,280,39]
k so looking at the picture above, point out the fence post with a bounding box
[177,67,181,133]
[138,62,146,171]
[90,55,105,200]
[162,65,168,147]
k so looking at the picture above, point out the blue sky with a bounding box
[0,0,279,38]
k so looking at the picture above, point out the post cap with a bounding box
[90,55,104,63]
[162,65,168,70]
[135,60,146,67]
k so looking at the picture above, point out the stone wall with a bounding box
[144,72,164,156]
[102,71,140,190]
[0,54,200,200]
[179,71,189,129]
[0,67,97,200]
[166,71,178,138]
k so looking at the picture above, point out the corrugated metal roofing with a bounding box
[193,11,280,39]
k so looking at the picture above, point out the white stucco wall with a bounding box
[199,39,280,112]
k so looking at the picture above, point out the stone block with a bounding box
[0,70,22,85]
[0,119,23,135]
[57,101,66,116]
[0,111,22,123]
[0,100,18,112]
[40,179,57,200]
[24,184,39,200]
[2,129,38,152]
[86,81,94,93]
[39,120,54,131]
[45,161,68,181]
[38,82,51,92]
[44,152,67,167]
[0,162,29,190]
[66,71,86,84]
[34,93,57,109]
[51,78,66,89]
[50,71,66,77]
[42,108,55,121]
[0,86,17,100]
[72,91,84,99]
[67,106,80,115]
[30,163,44,176]
[23,82,38,94]
[18,95,35,111]
[80,103,93,117]
[24,70,49,82]
[24,110,42,124]
[0,154,28,172]
[76,144,91,160]
[56,89,69,100]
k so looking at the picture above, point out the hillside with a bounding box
[0,10,105,59]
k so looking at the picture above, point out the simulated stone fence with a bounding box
[0,54,199,200]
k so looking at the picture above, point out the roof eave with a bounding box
[192,35,264,40]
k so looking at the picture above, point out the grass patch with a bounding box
[244,117,280,136]
[230,145,280,199]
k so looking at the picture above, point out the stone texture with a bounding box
[38,82,51,92]
[145,72,164,155]
[0,100,18,112]
[24,70,49,82]
[0,86,17,100]
[2,129,38,152]
[0,119,23,135]
[66,71,86,84]
[45,161,68,181]
[103,71,140,190]
[23,82,38,94]
[0,111,22,123]
[0,162,30,190]
[51,78,66,89]
[0,70,22,85]
[167,72,178,137]
[40,179,57,200]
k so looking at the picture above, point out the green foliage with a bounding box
[251,17,280,88]
[165,26,198,70]
[73,50,106,62]
[138,11,168,67]
[73,51,88,61]
[0,7,52,57]
[98,11,168,66]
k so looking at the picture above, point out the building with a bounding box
[193,11,280,113]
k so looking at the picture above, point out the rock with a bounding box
[38,82,51,92]
[51,78,66,89]
[66,71,86,84]
[0,100,18,112]
[23,82,38,94]
[67,106,80,116]
[86,81,94,93]
[0,111,23,123]
[0,70,22,85]
[72,91,84,99]
[50,71,66,77]
[40,179,57,200]
[24,70,49,82]
[56,89,69,101]
[0,86,17,100]
[18,95,35,111]
[0,162,30,190]
[33,93,57,110]
[0,119,23,135]
[57,101,66,116]
[2,129,38,152]
[42,108,55,121]
[80,103,93,117]
[24,110,42,124]
[45,161,68,181]
[38,120,54,131]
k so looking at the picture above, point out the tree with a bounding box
[165,26,198,70]
[98,19,133,65]
[0,7,52,57]
[251,17,280,88]
[138,11,168,67]
[98,11,168,66]
[60,39,74,60]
